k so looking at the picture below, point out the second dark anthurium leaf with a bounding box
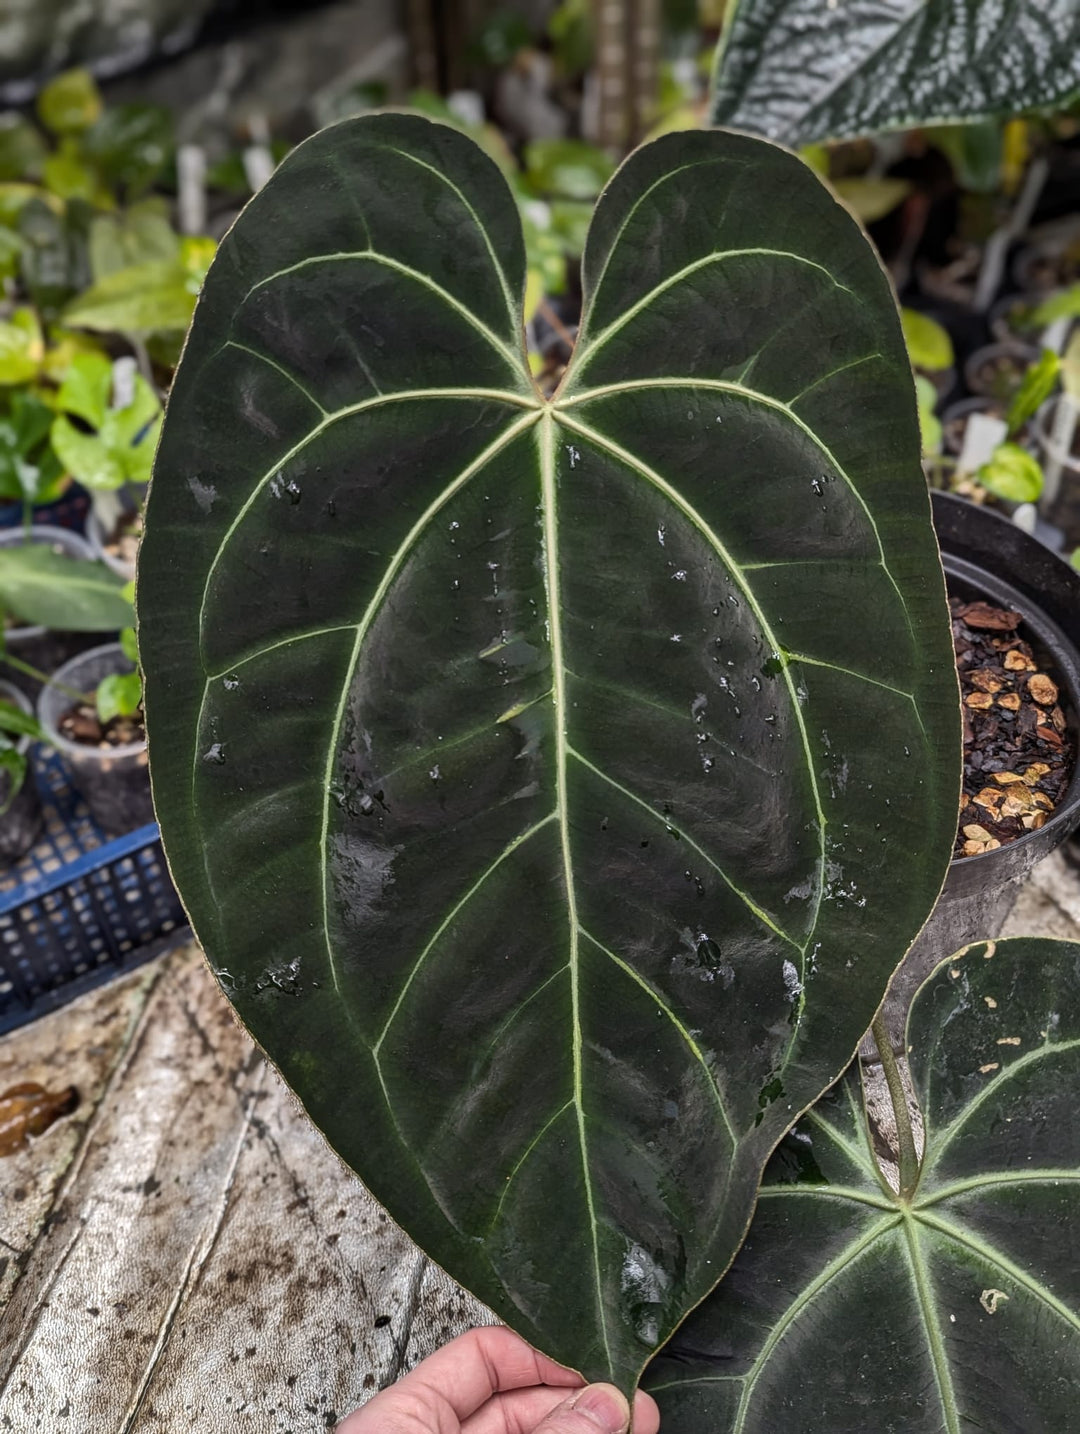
[138,116,959,1390]
[710,0,1080,145]
[647,936,1080,1432]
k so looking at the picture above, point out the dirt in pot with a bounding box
[967,349,1036,403]
[59,701,144,748]
[104,510,142,570]
[952,596,1075,858]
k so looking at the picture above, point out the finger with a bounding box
[461,1385,660,1434]
[379,1326,582,1423]
[532,1383,633,1434]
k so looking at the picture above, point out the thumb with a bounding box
[531,1384,631,1434]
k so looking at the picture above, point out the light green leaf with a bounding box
[55,351,112,427]
[139,117,959,1392]
[0,545,133,629]
[977,442,1044,503]
[832,176,911,223]
[1027,283,1080,329]
[902,308,954,374]
[43,143,105,205]
[119,625,139,663]
[0,307,43,385]
[62,260,196,335]
[96,670,142,724]
[89,202,179,281]
[523,139,616,200]
[0,115,47,182]
[914,373,942,455]
[37,69,103,137]
[1006,349,1060,434]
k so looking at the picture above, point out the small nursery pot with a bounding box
[963,341,1040,402]
[37,644,153,838]
[0,526,99,697]
[940,396,1018,459]
[0,679,42,863]
[873,493,1080,1048]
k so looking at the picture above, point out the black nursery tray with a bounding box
[0,747,189,1034]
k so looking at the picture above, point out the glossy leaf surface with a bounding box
[710,1,1080,144]
[648,936,1080,1432]
[139,117,959,1389]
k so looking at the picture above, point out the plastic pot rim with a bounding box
[37,641,145,762]
[0,524,96,642]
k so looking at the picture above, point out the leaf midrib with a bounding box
[538,407,614,1376]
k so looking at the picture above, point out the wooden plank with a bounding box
[0,945,490,1431]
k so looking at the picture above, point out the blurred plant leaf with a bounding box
[977,441,1043,503]
[81,103,175,198]
[0,545,132,629]
[18,196,92,317]
[914,373,942,456]
[929,121,1004,194]
[0,699,43,741]
[471,8,533,66]
[62,259,195,335]
[43,139,112,207]
[1007,348,1060,434]
[548,0,592,76]
[0,115,47,182]
[832,176,911,223]
[37,69,103,137]
[1029,283,1080,329]
[96,669,142,724]
[52,353,161,489]
[0,745,27,815]
[0,391,65,505]
[523,139,616,200]
[901,308,954,373]
[0,308,44,385]
[89,201,179,281]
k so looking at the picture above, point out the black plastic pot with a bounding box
[876,492,1080,1046]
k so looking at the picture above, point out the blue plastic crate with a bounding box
[0,746,189,1033]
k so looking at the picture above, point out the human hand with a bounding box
[336,1325,661,1434]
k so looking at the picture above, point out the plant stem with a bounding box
[871,1014,920,1203]
[0,651,89,706]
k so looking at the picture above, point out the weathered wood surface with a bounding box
[0,944,490,1432]
[0,850,1078,1432]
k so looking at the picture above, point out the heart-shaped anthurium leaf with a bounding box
[139,116,959,1390]
[710,0,1080,144]
[647,935,1080,1431]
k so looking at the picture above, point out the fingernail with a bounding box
[573,1384,630,1432]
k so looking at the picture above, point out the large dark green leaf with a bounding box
[710,1,1080,144]
[648,935,1080,1431]
[138,116,959,1390]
